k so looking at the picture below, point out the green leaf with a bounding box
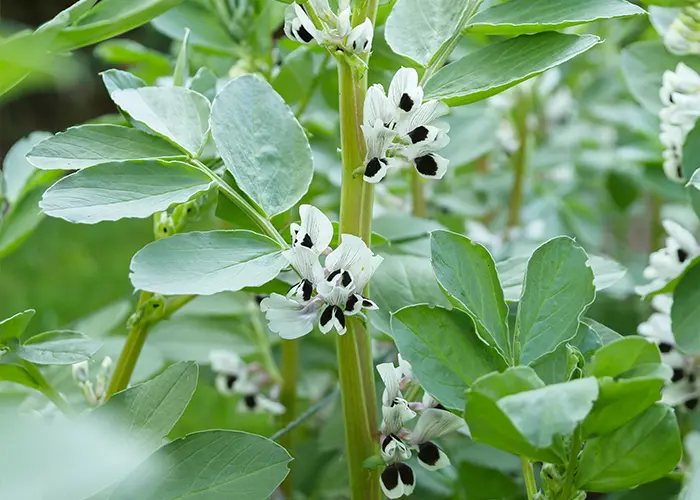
[431,230,510,359]
[211,75,313,217]
[682,432,700,500]
[108,430,291,500]
[384,0,469,67]
[576,405,682,492]
[54,0,187,52]
[0,363,40,390]
[587,336,662,378]
[94,40,172,82]
[187,67,218,102]
[111,87,211,156]
[672,262,700,354]
[172,28,190,87]
[101,68,146,95]
[424,32,600,106]
[0,186,45,259]
[16,330,101,365]
[370,254,452,335]
[621,41,700,114]
[27,125,187,170]
[129,230,287,295]
[0,27,62,98]
[514,237,595,365]
[151,2,236,55]
[93,361,198,449]
[471,366,545,399]
[0,310,35,344]
[468,0,645,35]
[3,132,52,204]
[40,160,213,224]
[391,305,506,409]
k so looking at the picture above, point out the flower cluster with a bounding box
[260,205,381,339]
[659,63,700,182]
[209,349,285,415]
[72,357,113,407]
[361,68,451,183]
[664,4,700,56]
[637,219,700,295]
[376,358,463,498]
[638,295,699,411]
[284,1,373,55]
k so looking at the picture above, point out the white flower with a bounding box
[409,408,463,470]
[665,12,700,56]
[336,8,352,37]
[346,18,373,54]
[237,393,286,415]
[380,462,416,499]
[389,68,423,115]
[260,293,321,339]
[284,3,318,44]
[377,361,416,434]
[291,204,334,254]
[210,349,246,395]
[72,361,89,384]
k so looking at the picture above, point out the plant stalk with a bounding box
[279,338,299,496]
[507,93,529,230]
[521,457,538,500]
[560,429,582,500]
[22,360,75,416]
[411,171,427,216]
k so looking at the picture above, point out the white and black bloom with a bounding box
[210,349,247,395]
[380,462,416,499]
[284,3,319,44]
[377,361,416,434]
[637,219,700,295]
[361,68,451,183]
[346,18,374,54]
[260,206,382,339]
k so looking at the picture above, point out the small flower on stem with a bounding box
[346,18,374,54]
[284,3,319,44]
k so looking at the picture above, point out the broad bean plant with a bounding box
[3,0,700,499]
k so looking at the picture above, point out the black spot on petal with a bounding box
[399,93,414,112]
[320,305,334,326]
[435,403,447,411]
[301,233,313,248]
[302,280,313,302]
[346,294,359,312]
[672,368,686,382]
[244,394,257,409]
[381,464,399,491]
[685,397,699,410]
[333,306,346,329]
[415,154,439,177]
[677,164,684,180]
[297,25,314,43]
[689,372,697,384]
[678,248,689,263]
[397,463,415,486]
[382,434,399,451]
[362,299,375,308]
[226,374,238,389]
[418,442,441,467]
[365,157,383,178]
[408,126,429,144]
[327,269,341,282]
[341,271,352,287]
[659,342,674,353]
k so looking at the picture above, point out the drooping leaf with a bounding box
[586,336,662,378]
[27,125,186,170]
[111,87,211,156]
[16,330,101,365]
[129,230,287,295]
[211,75,313,217]
[370,254,452,335]
[468,0,645,35]
[385,0,469,67]
[424,32,600,106]
[93,361,198,449]
[671,263,700,354]
[0,310,35,344]
[108,430,291,500]
[40,160,213,224]
[3,132,52,204]
[0,187,46,259]
[391,305,506,409]
[431,230,510,359]
[514,237,596,365]
[576,405,683,492]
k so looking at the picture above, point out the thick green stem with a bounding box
[279,339,299,496]
[411,172,427,217]
[22,360,75,416]
[507,96,529,231]
[560,429,582,500]
[521,457,538,500]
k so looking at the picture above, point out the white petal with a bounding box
[377,362,402,404]
[381,464,416,499]
[256,394,286,415]
[398,354,413,380]
[362,120,397,159]
[414,153,449,180]
[364,85,396,129]
[325,234,374,273]
[347,18,374,53]
[397,100,449,136]
[363,156,391,184]
[417,441,451,471]
[284,246,325,285]
[421,392,438,409]
[344,293,364,316]
[381,398,417,434]
[652,294,673,315]
[381,434,412,462]
[209,349,243,374]
[293,204,334,253]
[319,304,347,335]
[410,408,464,444]
[260,294,320,339]
[215,374,235,396]
[352,254,383,291]
[663,219,699,255]
[389,68,422,113]
[337,8,351,37]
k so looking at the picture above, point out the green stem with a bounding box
[249,301,283,385]
[411,171,427,217]
[22,360,75,416]
[278,338,300,496]
[521,457,538,500]
[506,93,529,231]
[561,429,582,500]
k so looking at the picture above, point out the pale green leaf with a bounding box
[514,237,595,365]
[101,69,146,95]
[385,0,469,66]
[0,187,45,259]
[129,230,287,295]
[211,75,313,217]
[108,430,291,500]
[587,336,661,378]
[391,305,506,409]
[468,0,645,35]
[672,263,700,354]
[16,330,101,365]
[40,160,213,224]
[0,310,35,344]
[3,132,52,204]
[0,363,40,390]
[111,87,211,156]
[27,125,186,170]
[424,32,600,106]
[151,2,236,55]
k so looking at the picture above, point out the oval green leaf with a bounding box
[40,160,213,224]
[111,87,211,156]
[210,75,313,217]
[424,32,600,106]
[108,430,291,500]
[468,0,644,35]
[671,262,700,354]
[27,125,186,170]
[129,230,287,295]
[16,330,101,365]
[0,309,35,344]
[391,305,506,409]
[586,336,662,378]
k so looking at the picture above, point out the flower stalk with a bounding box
[521,457,538,500]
